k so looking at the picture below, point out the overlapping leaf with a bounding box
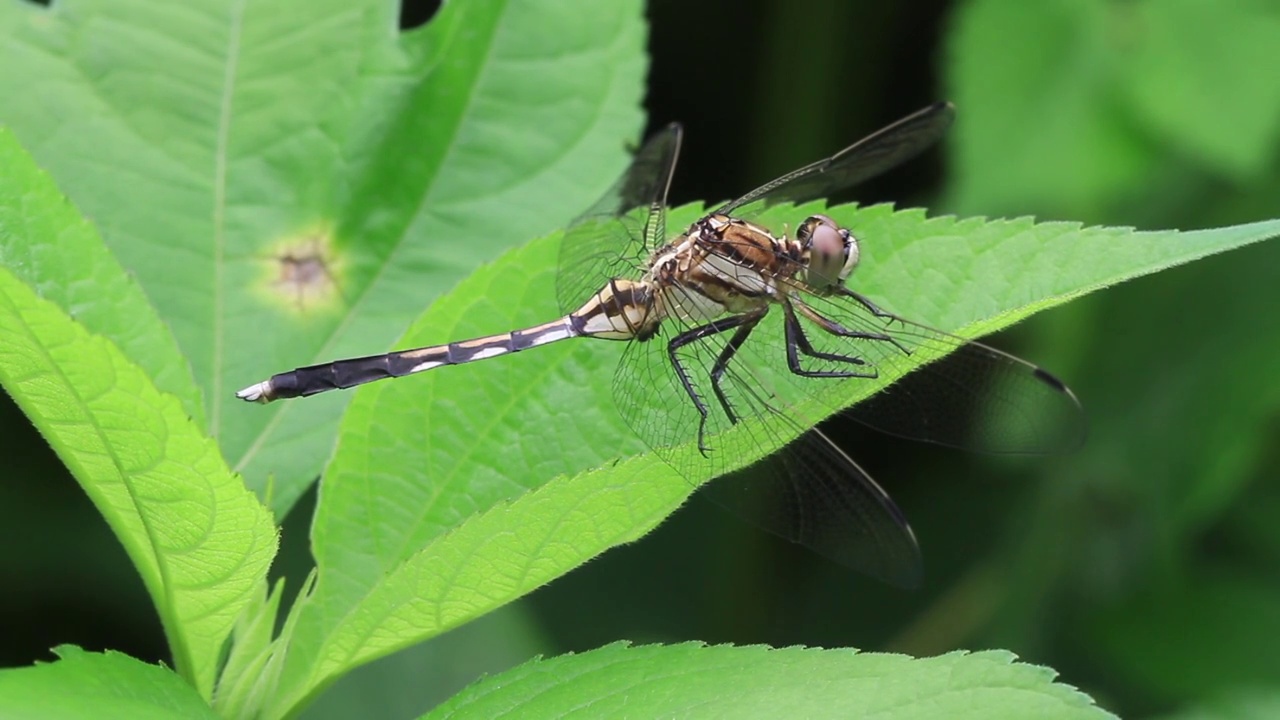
[0,0,647,516]
[0,263,276,697]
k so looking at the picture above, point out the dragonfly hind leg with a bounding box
[667,309,765,456]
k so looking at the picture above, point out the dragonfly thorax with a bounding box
[645,215,795,325]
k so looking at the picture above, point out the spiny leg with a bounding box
[794,295,911,356]
[783,300,879,379]
[707,310,768,427]
[840,287,896,319]
[667,312,761,456]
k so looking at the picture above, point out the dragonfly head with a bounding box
[797,214,859,290]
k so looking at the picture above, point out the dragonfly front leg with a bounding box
[783,301,879,379]
[840,287,895,318]
[794,295,911,356]
[667,310,764,456]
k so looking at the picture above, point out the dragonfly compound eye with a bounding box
[801,215,853,289]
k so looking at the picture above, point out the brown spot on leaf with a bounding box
[261,230,344,315]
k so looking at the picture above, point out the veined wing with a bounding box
[612,271,1080,583]
[556,123,684,315]
[689,226,1082,452]
[788,286,1086,454]
[611,293,922,587]
[714,103,955,221]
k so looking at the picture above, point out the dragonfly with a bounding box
[237,102,1085,588]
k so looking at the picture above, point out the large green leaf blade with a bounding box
[0,0,647,516]
[276,453,684,717]
[1118,0,1280,179]
[275,203,1278,708]
[0,264,277,698]
[0,647,218,720]
[222,0,648,514]
[425,643,1113,719]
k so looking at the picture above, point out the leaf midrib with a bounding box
[231,1,489,475]
[209,0,249,437]
[0,274,195,690]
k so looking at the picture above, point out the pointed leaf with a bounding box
[427,643,1113,719]
[0,264,277,697]
[945,0,1280,212]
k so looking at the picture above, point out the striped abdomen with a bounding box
[236,320,574,402]
[235,278,658,403]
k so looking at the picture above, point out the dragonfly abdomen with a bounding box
[236,319,578,403]
[237,279,662,404]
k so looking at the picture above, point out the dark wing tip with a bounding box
[1031,366,1089,453]
[1032,366,1070,394]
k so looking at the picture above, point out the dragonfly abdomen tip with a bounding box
[235,381,275,404]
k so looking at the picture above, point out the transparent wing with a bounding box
[612,265,1082,583]
[714,102,955,221]
[708,427,923,588]
[613,286,922,587]
[786,287,1086,454]
[692,225,1085,455]
[556,123,684,314]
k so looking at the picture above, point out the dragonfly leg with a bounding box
[838,289,914,351]
[783,301,878,379]
[795,295,911,355]
[708,312,768,426]
[839,288,894,316]
[668,311,763,456]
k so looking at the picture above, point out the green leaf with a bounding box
[426,643,1113,719]
[271,202,1279,710]
[945,0,1280,213]
[0,646,217,720]
[298,603,550,720]
[212,578,288,719]
[0,264,277,698]
[0,128,203,422]
[276,449,684,717]
[0,0,647,515]
[946,0,1147,214]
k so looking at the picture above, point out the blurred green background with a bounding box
[3,0,1279,718]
